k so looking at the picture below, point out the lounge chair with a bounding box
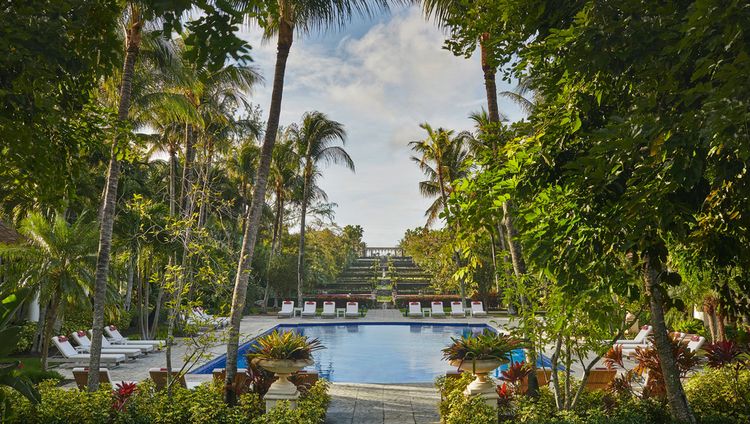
[431,301,446,317]
[301,301,317,317]
[104,325,164,348]
[70,331,142,358]
[686,335,706,352]
[49,336,126,365]
[148,368,203,390]
[72,367,136,390]
[584,368,616,391]
[450,301,466,317]
[614,325,653,346]
[345,302,359,318]
[87,329,154,353]
[408,302,423,318]
[517,369,552,394]
[470,301,487,317]
[194,307,229,328]
[278,300,294,318]
[184,310,219,329]
[212,368,250,394]
[321,301,336,318]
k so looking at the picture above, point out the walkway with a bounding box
[326,383,439,424]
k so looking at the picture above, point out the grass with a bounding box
[0,356,64,383]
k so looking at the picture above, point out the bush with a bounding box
[684,366,750,424]
[3,378,330,424]
[12,321,38,354]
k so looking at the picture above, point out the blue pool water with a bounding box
[193,323,553,383]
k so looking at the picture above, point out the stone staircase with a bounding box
[317,253,433,307]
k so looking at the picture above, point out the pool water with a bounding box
[193,323,551,383]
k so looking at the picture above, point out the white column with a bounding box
[26,290,40,322]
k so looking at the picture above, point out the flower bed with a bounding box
[2,379,330,424]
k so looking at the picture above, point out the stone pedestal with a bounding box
[264,372,300,410]
[463,372,499,408]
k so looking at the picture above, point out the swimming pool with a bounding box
[193,323,552,383]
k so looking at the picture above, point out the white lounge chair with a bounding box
[614,325,653,345]
[686,335,706,352]
[450,301,466,317]
[104,325,164,348]
[278,300,294,318]
[431,301,446,317]
[194,307,229,328]
[408,302,423,318]
[345,302,359,318]
[70,331,143,358]
[49,336,126,365]
[87,329,154,353]
[148,368,203,390]
[301,301,317,317]
[72,367,136,390]
[321,301,336,318]
[470,301,487,317]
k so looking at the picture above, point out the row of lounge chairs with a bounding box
[612,325,706,354]
[277,301,361,318]
[49,326,164,366]
[185,307,230,329]
[407,301,487,318]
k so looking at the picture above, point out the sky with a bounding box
[237,5,523,247]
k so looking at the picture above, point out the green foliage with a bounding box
[435,373,497,424]
[3,379,330,424]
[684,367,750,424]
[11,322,38,354]
[442,330,521,362]
[247,330,325,361]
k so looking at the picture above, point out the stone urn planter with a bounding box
[450,358,506,407]
[253,358,314,409]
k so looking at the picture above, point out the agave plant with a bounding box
[442,330,521,364]
[246,330,325,362]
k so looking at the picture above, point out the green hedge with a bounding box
[684,366,750,424]
[2,379,330,424]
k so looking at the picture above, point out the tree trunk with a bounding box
[488,225,500,294]
[224,20,293,405]
[88,15,141,391]
[40,291,61,371]
[124,251,136,311]
[297,165,311,306]
[480,36,501,129]
[550,332,564,410]
[181,124,196,214]
[169,147,178,217]
[643,249,696,423]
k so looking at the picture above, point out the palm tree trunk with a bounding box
[224,20,293,405]
[169,147,178,217]
[124,250,136,311]
[88,15,142,391]
[181,124,196,214]
[297,167,311,306]
[643,248,696,423]
[480,35,500,128]
[40,291,61,371]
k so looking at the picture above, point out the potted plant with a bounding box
[442,330,521,402]
[247,330,324,407]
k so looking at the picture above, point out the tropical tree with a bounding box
[288,111,353,305]
[223,0,397,403]
[0,213,97,371]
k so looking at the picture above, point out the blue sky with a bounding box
[238,5,523,246]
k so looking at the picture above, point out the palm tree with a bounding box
[288,111,354,306]
[409,123,472,226]
[0,213,97,371]
[410,123,471,304]
[88,4,144,390]
[223,0,397,404]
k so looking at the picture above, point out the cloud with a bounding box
[238,6,522,245]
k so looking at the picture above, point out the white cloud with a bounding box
[238,6,522,246]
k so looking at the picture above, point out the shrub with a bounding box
[684,366,750,424]
[442,330,521,363]
[435,373,496,424]
[247,330,325,361]
[4,378,330,424]
[12,321,38,354]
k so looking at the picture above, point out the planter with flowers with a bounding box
[247,330,324,410]
[442,330,521,407]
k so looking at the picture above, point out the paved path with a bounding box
[326,383,440,424]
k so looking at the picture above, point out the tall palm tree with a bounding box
[409,123,472,226]
[88,4,144,390]
[410,123,471,304]
[288,111,354,306]
[0,213,97,371]
[223,0,397,404]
